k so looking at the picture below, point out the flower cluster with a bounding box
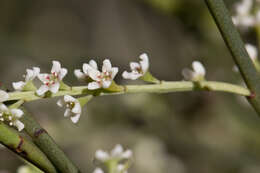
[0,90,24,131]
[8,54,155,128]
[94,144,133,173]
[232,0,260,28]
[13,61,68,96]
[74,53,152,90]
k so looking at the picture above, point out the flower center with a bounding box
[45,72,59,86]
[133,67,143,74]
[66,102,75,110]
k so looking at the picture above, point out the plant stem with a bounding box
[0,122,57,173]
[20,108,81,173]
[7,81,250,103]
[204,0,260,115]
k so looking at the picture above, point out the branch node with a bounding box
[34,128,47,138]
[16,136,24,153]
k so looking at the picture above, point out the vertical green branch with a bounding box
[0,122,57,173]
[21,108,81,173]
[204,0,260,115]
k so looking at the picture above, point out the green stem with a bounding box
[20,108,80,173]
[0,122,57,173]
[7,81,250,103]
[124,81,250,95]
[204,0,260,115]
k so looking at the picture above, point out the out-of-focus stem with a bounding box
[204,0,260,115]
[0,122,57,173]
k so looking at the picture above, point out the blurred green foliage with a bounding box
[1,0,260,173]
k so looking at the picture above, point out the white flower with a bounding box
[93,168,104,173]
[236,0,252,16]
[0,104,24,131]
[245,43,258,60]
[57,95,82,123]
[0,90,9,103]
[117,164,127,173]
[95,144,133,162]
[74,60,98,80]
[17,165,31,173]
[87,59,118,90]
[182,61,206,81]
[122,53,149,80]
[37,61,67,96]
[232,0,256,27]
[12,67,40,91]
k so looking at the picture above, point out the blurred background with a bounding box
[1,0,260,172]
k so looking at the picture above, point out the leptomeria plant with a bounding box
[1,0,260,172]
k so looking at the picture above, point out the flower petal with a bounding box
[245,43,258,60]
[14,120,24,131]
[49,82,60,93]
[192,61,205,76]
[95,150,109,162]
[121,149,133,159]
[102,59,112,72]
[122,71,141,80]
[12,81,25,91]
[139,53,149,73]
[88,68,101,81]
[130,62,140,71]
[89,60,98,69]
[36,85,49,96]
[0,103,8,112]
[102,80,112,88]
[83,63,92,75]
[74,69,85,79]
[64,109,72,117]
[51,61,61,73]
[11,109,23,118]
[111,67,119,79]
[88,82,101,90]
[72,102,81,114]
[71,113,81,124]
[59,68,68,80]
[0,90,9,102]
[37,73,50,83]
[182,68,194,81]
[64,95,76,102]
[111,144,123,157]
[93,168,104,173]
[57,99,65,107]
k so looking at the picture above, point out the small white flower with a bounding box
[0,90,9,103]
[95,144,133,162]
[37,61,67,95]
[245,43,258,60]
[88,59,118,90]
[182,61,206,81]
[117,164,127,173]
[232,0,256,28]
[0,104,24,131]
[74,60,98,80]
[93,168,104,173]
[122,53,149,80]
[57,95,82,123]
[235,0,252,16]
[12,67,40,91]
